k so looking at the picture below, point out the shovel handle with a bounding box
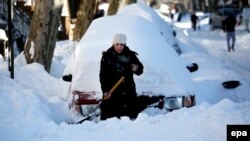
[103,76,125,100]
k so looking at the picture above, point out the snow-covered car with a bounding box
[117,3,181,54]
[63,4,195,121]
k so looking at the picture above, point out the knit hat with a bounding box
[112,33,127,44]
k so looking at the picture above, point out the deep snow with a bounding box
[1,3,250,141]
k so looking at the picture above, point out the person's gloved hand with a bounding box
[103,92,110,100]
[103,92,108,97]
[130,64,138,72]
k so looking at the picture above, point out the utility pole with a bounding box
[8,0,14,79]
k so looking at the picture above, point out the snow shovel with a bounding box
[103,76,125,100]
[76,76,125,124]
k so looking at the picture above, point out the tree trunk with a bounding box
[24,0,64,73]
[73,0,96,41]
[108,0,136,15]
[60,0,72,40]
[119,0,137,9]
[107,0,121,15]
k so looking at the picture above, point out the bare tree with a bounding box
[108,0,137,15]
[119,0,137,9]
[107,0,121,15]
[24,0,64,73]
[73,0,97,41]
[60,0,72,40]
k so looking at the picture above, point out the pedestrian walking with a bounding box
[191,12,199,31]
[222,12,237,52]
[242,6,250,32]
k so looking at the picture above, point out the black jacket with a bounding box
[191,14,198,23]
[99,45,143,119]
[223,15,237,32]
[100,46,143,96]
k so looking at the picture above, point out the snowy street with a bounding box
[188,28,250,83]
[176,25,250,105]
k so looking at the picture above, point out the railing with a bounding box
[0,0,31,37]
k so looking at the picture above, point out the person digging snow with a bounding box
[99,33,164,120]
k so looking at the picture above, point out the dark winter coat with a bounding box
[191,13,198,24]
[223,14,237,32]
[99,45,143,120]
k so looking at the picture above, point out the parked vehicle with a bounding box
[63,3,196,123]
[209,7,241,30]
[117,3,181,54]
